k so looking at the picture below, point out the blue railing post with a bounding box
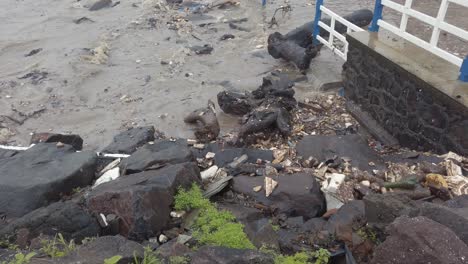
[369,0,383,32]
[460,56,468,82]
[312,0,324,46]
[262,0,266,6]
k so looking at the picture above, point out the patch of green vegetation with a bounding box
[72,187,82,194]
[357,227,378,244]
[104,255,123,264]
[174,184,255,250]
[269,220,280,232]
[0,252,36,264]
[168,256,189,264]
[133,246,160,264]
[40,233,75,258]
[274,252,311,264]
[311,248,330,264]
[0,240,18,251]
[262,248,330,264]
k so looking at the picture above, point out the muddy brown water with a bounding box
[0,0,466,150]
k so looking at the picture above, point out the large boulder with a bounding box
[190,246,274,264]
[59,235,144,264]
[191,144,274,167]
[232,173,326,219]
[87,162,201,240]
[30,133,84,150]
[220,203,279,249]
[0,148,17,160]
[364,193,416,229]
[408,201,468,245]
[326,200,366,242]
[371,216,468,264]
[0,143,97,218]
[120,139,193,174]
[102,126,156,154]
[0,200,100,247]
[296,135,384,171]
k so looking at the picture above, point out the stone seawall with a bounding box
[343,32,468,155]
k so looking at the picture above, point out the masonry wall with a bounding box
[343,35,468,155]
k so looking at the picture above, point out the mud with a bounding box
[0,0,466,150]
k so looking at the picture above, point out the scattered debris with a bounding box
[24,48,42,57]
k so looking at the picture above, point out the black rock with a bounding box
[120,139,193,174]
[0,148,17,160]
[190,246,273,264]
[371,216,468,264]
[0,143,97,218]
[102,126,156,154]
[232,173,326,219]
[217,91,255,116]
[89,0,112,11]
[87,162,201,241]
[60,236,144,264]
[296,134,384,171]
[190,44,213,55]
[30,132,84,150]
[326,200,366,242]
[220,34,235,41]
[0,200,100,247]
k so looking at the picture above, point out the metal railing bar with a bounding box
[449,0,468,8]
[318,21,347,42]
[320,6,365,32]
[378,20,464,66]
[399,0,413,32]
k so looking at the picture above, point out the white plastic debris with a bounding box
[201,165,219,181]
[361,180,371,187]
[99,213,108,227]
[100,158,121,175]
[159,234,168,243]
[322,173,345,193]
[253,186,262,192]
[93,167,120,188]
[265,177,278,197]
[170,211,186,218]
[205,152,216,159]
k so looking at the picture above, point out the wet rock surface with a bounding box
[30,133,84,150]
[87,162,200,240]
[102,126,156,154]
[296,134,384,171]
[0,143,97,218]
[120,139,193,174]
[0,200,100,247]
[371,216,468,264]
[59,235,144,264]
[190,246,274,264]
[232,173,326,219]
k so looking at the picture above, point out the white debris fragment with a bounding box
[100,158,121,175]
[253,186,262,192]
[201,165,219,181]
[193,144,205,149]
[159,234,168,243]
[93,167,120,188]
[361,180,371,187]
[170,211,186,218]
[322,173,345,193]
[265,177,278,197]
[99,213,108,227]
[205,152,216,159]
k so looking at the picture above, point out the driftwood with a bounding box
[217,72,296,140]
[267,32,322,71]
[184,100,220,143]
[267,9,373,70]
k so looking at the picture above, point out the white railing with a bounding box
[369,0,468,81]
[312,1,364,60]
